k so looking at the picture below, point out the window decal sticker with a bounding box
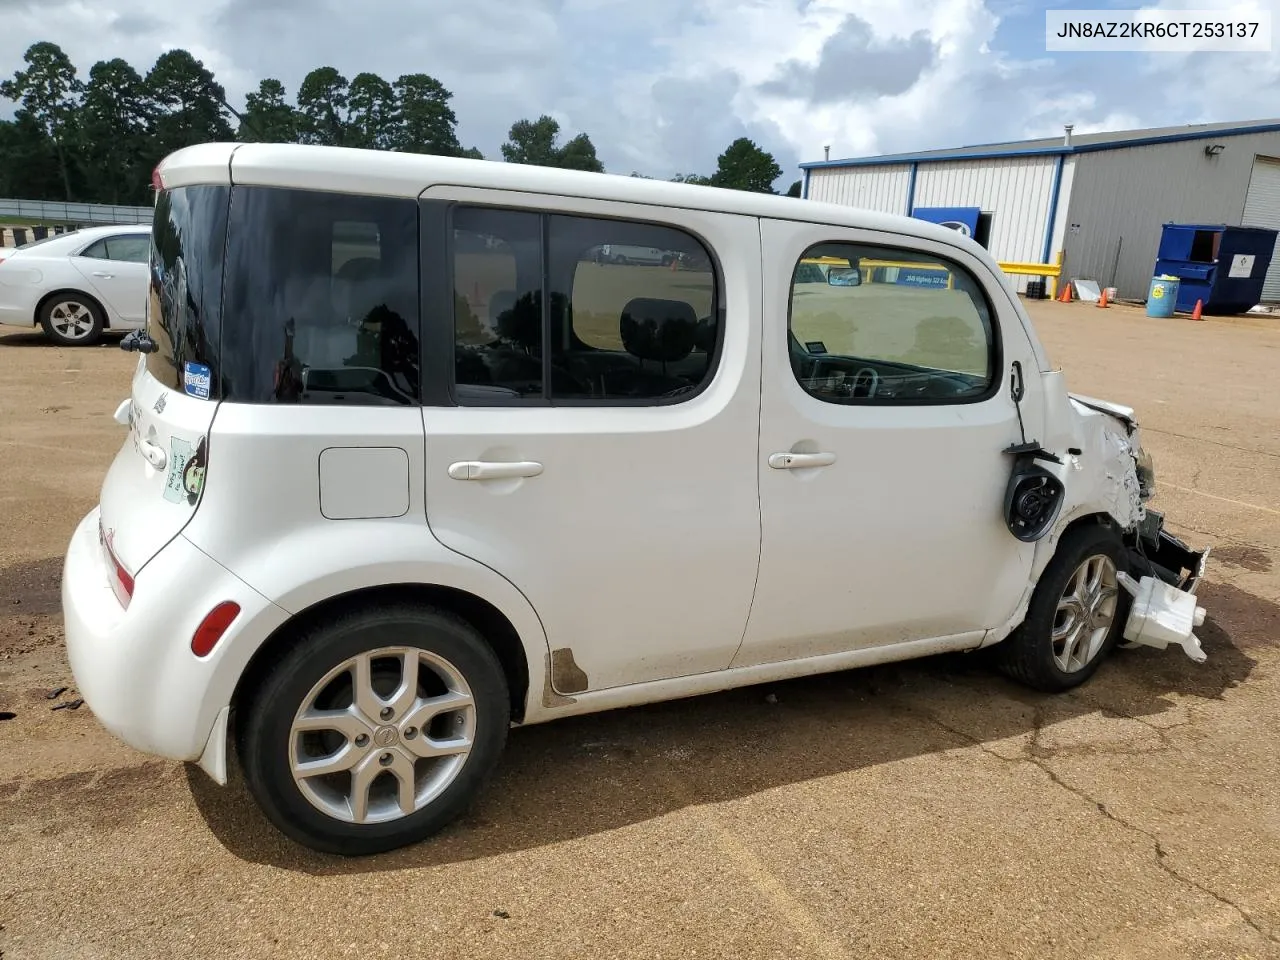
[182,361,212,400]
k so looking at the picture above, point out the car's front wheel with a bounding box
[996,522,1131,692]
[237,603,510,856]
[39,293,105,346]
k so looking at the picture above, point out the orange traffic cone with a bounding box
[1057,281,1072,303]
[1191,298,1203,320]
[1097,287,1109,308]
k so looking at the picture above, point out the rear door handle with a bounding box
[448,460,543,481]
[769,451,836,470]
[92,271,116,279]
[140,439,167,469]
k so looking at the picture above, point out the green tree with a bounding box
[458,146,485,160]
[296,66,350,146]
[389,73,461,155]
[146,49,234,160]
[239,78,298,143]
[709,137,782,193]
[671,172,713,185]
[80,58,154,204]
[556,132,604,172]
[501,115,558,165]
[0,114,64,200]
[0,42,83,201]
[786,179,802,197]
[347,72,398,150]
[501,115,604,171]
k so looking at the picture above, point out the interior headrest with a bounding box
[620,298,696,363]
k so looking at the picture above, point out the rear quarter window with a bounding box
[220,186,420,405]
[146,186,230,393]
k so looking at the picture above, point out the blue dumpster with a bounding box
[1154,223,1278,314]
[1146,276,1179,318]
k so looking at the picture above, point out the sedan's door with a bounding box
[419,188,763,694]
[733,218,1039,668]
[71,233,150,325]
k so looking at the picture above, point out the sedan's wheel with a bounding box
[238,604,509,856]
[39,296,104,346]
[996,523,1131,692]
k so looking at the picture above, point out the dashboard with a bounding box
[789,338,989,402]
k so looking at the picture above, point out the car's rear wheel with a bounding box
[39,294,105,346]
[237,603,510,856]
[996,522,1131,692]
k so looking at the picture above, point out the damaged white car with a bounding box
[62,143,1209,856]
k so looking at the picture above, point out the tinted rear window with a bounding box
[146,186,230,392]
[220,186,420,404]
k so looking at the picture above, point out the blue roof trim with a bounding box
[800,121,1280,170]
[802,146,1067,169]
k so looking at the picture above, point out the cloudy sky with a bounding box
[2,0,1278,187]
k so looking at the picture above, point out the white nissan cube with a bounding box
[62,142,1211,856]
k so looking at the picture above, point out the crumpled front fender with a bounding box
[982,371,1211,654]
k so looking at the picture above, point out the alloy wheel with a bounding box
[48,300,97,341]
[288,647,476,825]
[1052,553,1120,673]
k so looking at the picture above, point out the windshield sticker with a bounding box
[182,437,207,503]
[163,437,196,504]
[182,361,212,400]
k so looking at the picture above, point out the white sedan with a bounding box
[0,224,151,346]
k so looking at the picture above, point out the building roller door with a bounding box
[1241,156,1280,302]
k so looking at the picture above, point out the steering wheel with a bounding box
[852,367,879,398]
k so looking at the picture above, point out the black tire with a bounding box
[237,603,510,856]
[996,522,1132,692]
[38,292,106,346]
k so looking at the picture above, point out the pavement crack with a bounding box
[906,702,1277,945]
[1142,426,1280,461]
[1029,710,1278,946]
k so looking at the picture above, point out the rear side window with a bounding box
[146,186,230,393]
[82,234,150,263]
[788,242,997,404]
[221,186,420,404]
[451,207,719,404]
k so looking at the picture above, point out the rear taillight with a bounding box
[191,602,240,658]
[99,524,134,608]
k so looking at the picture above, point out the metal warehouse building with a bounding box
[800,119,1280,302]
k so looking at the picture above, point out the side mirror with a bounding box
[828,266,862,287]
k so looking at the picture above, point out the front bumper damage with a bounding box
[1061,394,1212,664]
[1120,508,1212,662]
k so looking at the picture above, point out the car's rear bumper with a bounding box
[62,507,289,763]
[0,302,32,328]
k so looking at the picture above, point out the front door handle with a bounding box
[769,451,836,470]
[92,271,116,279]
[448,460,544,481]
